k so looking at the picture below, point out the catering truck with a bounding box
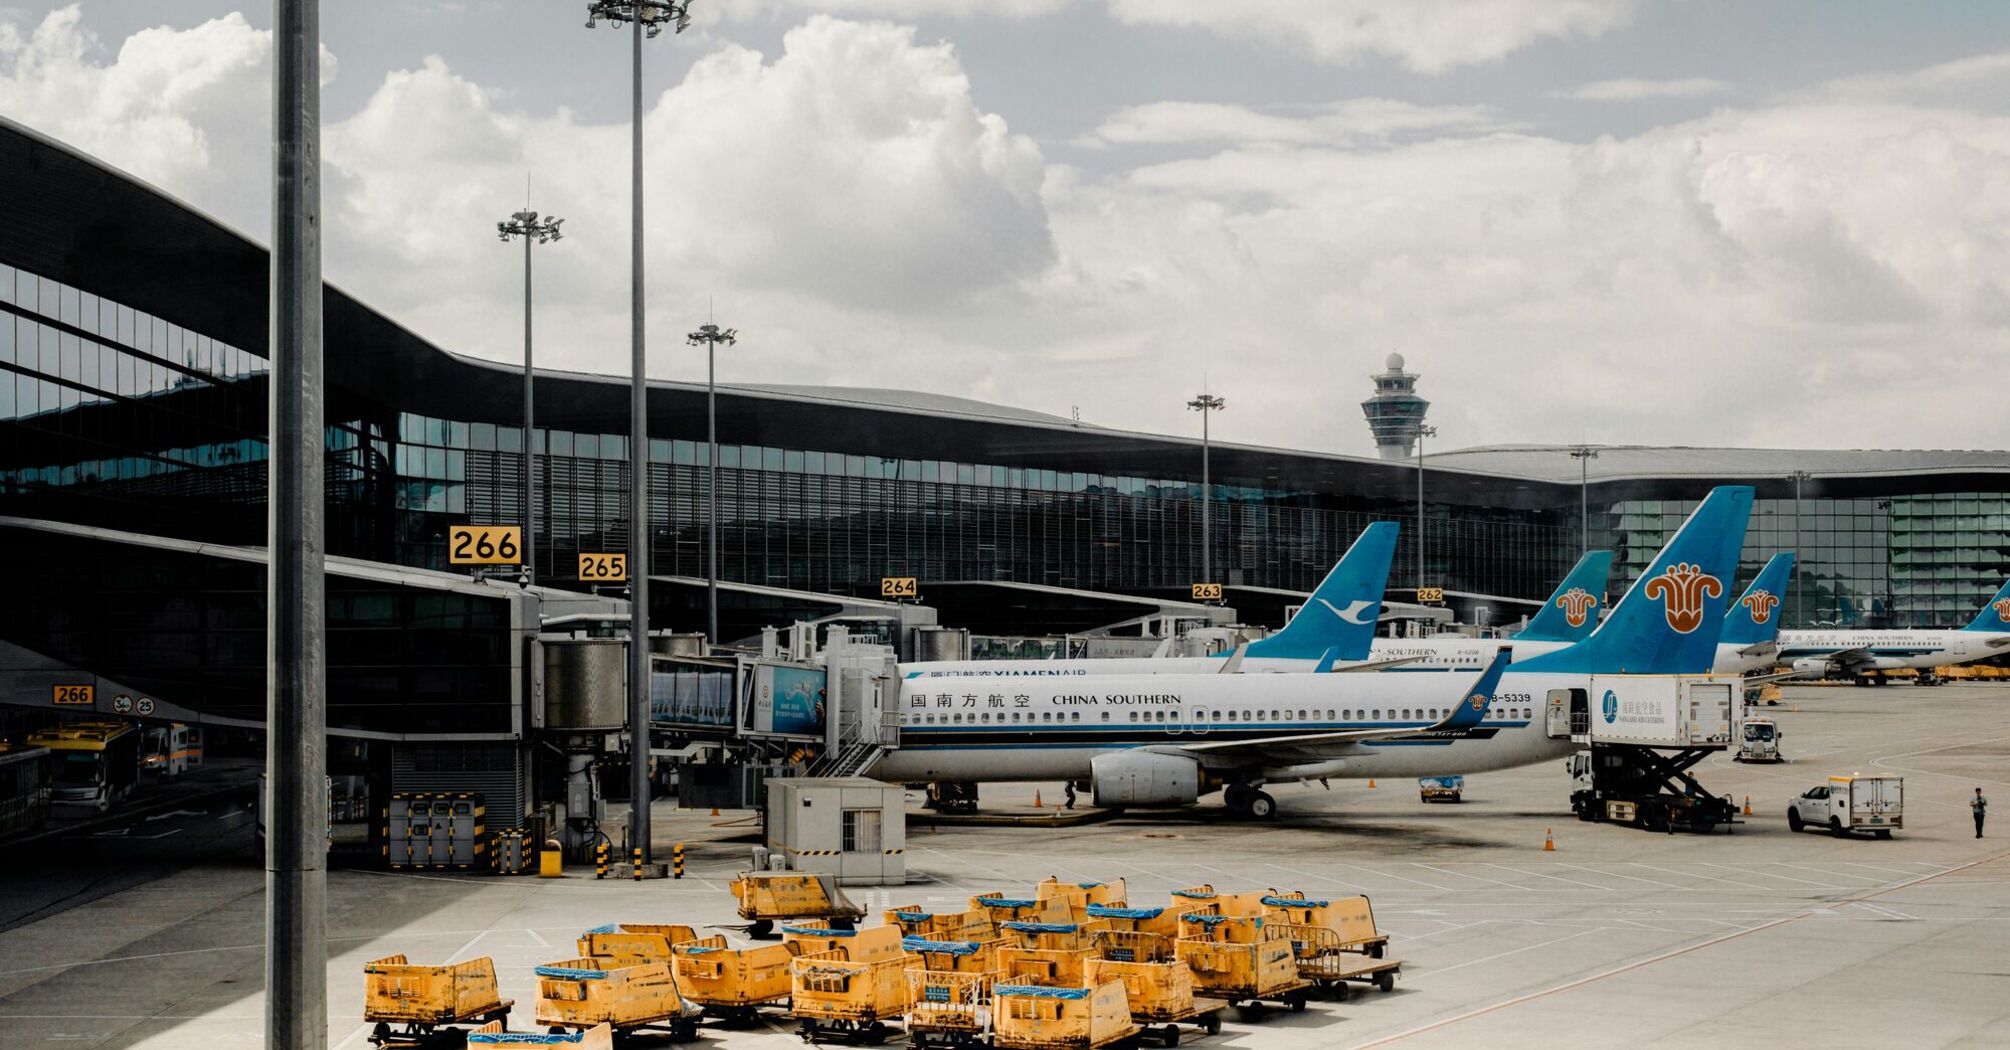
[1789,776,1903,838]
[1564,677,1742,833]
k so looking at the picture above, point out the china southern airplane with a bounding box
[901,537,1610,680]
[1776,576,2010,683]
[873,486,1756,818]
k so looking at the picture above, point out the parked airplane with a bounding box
[873,486,1756,818]
[902,521,1400,679]
[1513,549,1615,642]
[1776,577,2010,684]
[1713,553,1797,674]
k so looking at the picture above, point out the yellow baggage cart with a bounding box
[364,954,513,1046]
[1000,920,1107,952]
[788,924,913,1044]
[906,935,1008,976]
[1034,877,1127,921]
[992,981,1138,1050]
[467,1020,611,1050]
[1087,931,1224,1047]
[1085,904,1179,939]
[1167,886,1267,920]
[575,923,700,962]
[970,894,1073,928]
[885,906,994,941]
[671,936,799,1023]
[997,929,1099,991]
[1173,914,1310,1015]
[733,871,868,939]
[533,958,700,1040]
[1261,892,1391,958]
[905,967,995,1050]
[1276,923,1401,999]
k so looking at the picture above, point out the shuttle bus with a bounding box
[27,721,140,813]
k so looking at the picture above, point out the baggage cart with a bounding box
[1167,887,1266,920]
[1173,915,1310,1014]
[1261,892,1391,958]
[1000,921,1107,952]
[467,1020,612,1050]
[533,958,699,1040]
[970,894,1074,928]
[992,982,1138,1050]
[1273,924,1400,998]
[785,923,911,1043]
[364,954,513,1046]
[1085,904,1179,939]
[1034,877,1127,921]
[905,967,995,1050]
[996,923,1101,990]
[885,906,994,941]
[905,935,1009,975]
[576,923,701,962]
[1418,776,1465,802]
[1087,931,1224,1046]
[734,872,867,939]
[671,936,798,1023]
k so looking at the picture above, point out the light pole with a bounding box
[586,0,690,865]
[1569,446,1599,555]
[1789,470,1812,626]
[1187,393,1226,584]
[267,1,325,1046]
[687,323,737,645]
[1415,424,1437,593]
[498,210,562,585]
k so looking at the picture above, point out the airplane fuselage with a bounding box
[1776,629,2010,670]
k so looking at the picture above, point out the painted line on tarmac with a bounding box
[1698,861,1845,890]
[1629,861,1773,891]
[1353,846,2010,1047]
[1483,863,1614,891]
[1555,863,1685,890]
[1776,862,1885,884]
[1410,927,1607,978]
[1412,863,1521,889]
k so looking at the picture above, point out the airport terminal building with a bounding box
[5,115,2010,745]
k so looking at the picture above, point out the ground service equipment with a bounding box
[532,958,699,1040]
[1790,776,1904,838]
[886,906,993,941]
[992,982,1139,1050]
[1173,914,1310,1014]
[363,954,513,1046]
[905,936,1005,1049]
[1418,776,1464,802]
[576,923,702,961]
[468,1020,613,1050]
[786,924,912,1044]
[732,871,867,938]
[971,894,1074,927]
[1261,892,1391,958]
[1736,719,1783,763]
[1034,877,1127,920]
[671,936,798,1022]
[1085,904,1180,939]
[1086,930,1226,1046]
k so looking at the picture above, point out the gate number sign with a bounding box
[448,525,522,565]
[578,553,628,581]
[1418,586,1445,603]
[881,576,919,599]
[53,684,94,706]
[1191,582,1223,601]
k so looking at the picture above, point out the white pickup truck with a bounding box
[1788,775,1902,838]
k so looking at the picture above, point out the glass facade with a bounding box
[1600,496,2010,628]
[2,247,2002,637]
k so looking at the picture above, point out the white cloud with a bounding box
[1804,50,2010,112]
[1082,98,1509,147]
[1103,0,1637,74]
[1562,77,1729,101]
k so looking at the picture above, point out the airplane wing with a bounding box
[1987,636,2010,649]
[1735,641,1779,658]
[1175,647,1510,760]
[1328,655,1429,673]
[1815,646,1876,672]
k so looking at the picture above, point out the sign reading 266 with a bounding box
[448,525,522,565]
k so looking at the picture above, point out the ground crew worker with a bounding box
[1975,788,1988,839]
[1064,781,1077,809]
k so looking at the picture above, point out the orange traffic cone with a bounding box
[710,806,721,817]
[1034,789,1043,808]
[1543,828,1556,852]
[1742,796,1753,816]
[1367,779,1377,790]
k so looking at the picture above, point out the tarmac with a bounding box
[1,683,2006,1049]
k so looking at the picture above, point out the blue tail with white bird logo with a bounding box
[1515,550,1615,642]
[1518,486,1754,675]
[1720,552,1795,647]
[1240,521,1399,661]
[1961,576,2010,631]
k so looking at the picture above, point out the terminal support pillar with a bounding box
[265,2,328,1048]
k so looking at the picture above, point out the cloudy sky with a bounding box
[3,2,2008,457]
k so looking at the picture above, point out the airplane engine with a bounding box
[1790,657,1833,677]
[1091,751,1200,807]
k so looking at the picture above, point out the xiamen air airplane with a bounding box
[873,486,1757,819]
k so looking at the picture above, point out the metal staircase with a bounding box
[809,737,886,778]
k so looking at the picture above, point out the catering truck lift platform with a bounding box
[1553,676,1744,834]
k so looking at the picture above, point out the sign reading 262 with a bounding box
[449,525,521,565]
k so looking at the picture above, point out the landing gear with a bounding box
[1223,784,1276,820]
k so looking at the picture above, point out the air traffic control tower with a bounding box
[1360,352,1430,460]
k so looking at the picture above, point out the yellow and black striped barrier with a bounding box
[631,846,643,881]
[672,842,684,880]
[595,841,608,880]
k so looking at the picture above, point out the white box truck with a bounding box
[1584,677,1738,748]
[1734,718,1782,763]
[1788,776,1903,838]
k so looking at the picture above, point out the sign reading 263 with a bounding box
[448,525,522,565]
[1191,582,1223,601]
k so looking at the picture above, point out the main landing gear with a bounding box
[1223,783,1276,820]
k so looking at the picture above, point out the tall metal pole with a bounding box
[1415,424,1437,593]
[499,210,562,585]
[1186,393,1225,584]
[1570,446,1599,555]
[707,341,718,643]
[266,1,325,1046]
[1791,470,1810,626]
[626,9,651,861]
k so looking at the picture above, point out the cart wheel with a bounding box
[1330,981,1350,1002]
[866,1020,889,1044]
[369,1023,390,1045]
[671,1019,699,1042]
[1368,943,1385,959]
[549,1026,569,1035]
[1376,972,1396,994]
[1203,1012,1222,1036]
[1161,1023,1180,1047]
[831,916,858,932]
[1288,991,1308,1012]
[751,919,776,939]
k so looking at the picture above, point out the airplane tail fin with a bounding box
[1244,521,1398,661]
[1518,486,1754,675]
[1515,550,1615,642]
[1720,552,1796,646]
[1440,647,1512,732]
[1961,576,2010,631]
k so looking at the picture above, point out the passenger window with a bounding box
[1071,711,1081,723]
[1297,709,1307,720]
[1101,711,1110,723]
